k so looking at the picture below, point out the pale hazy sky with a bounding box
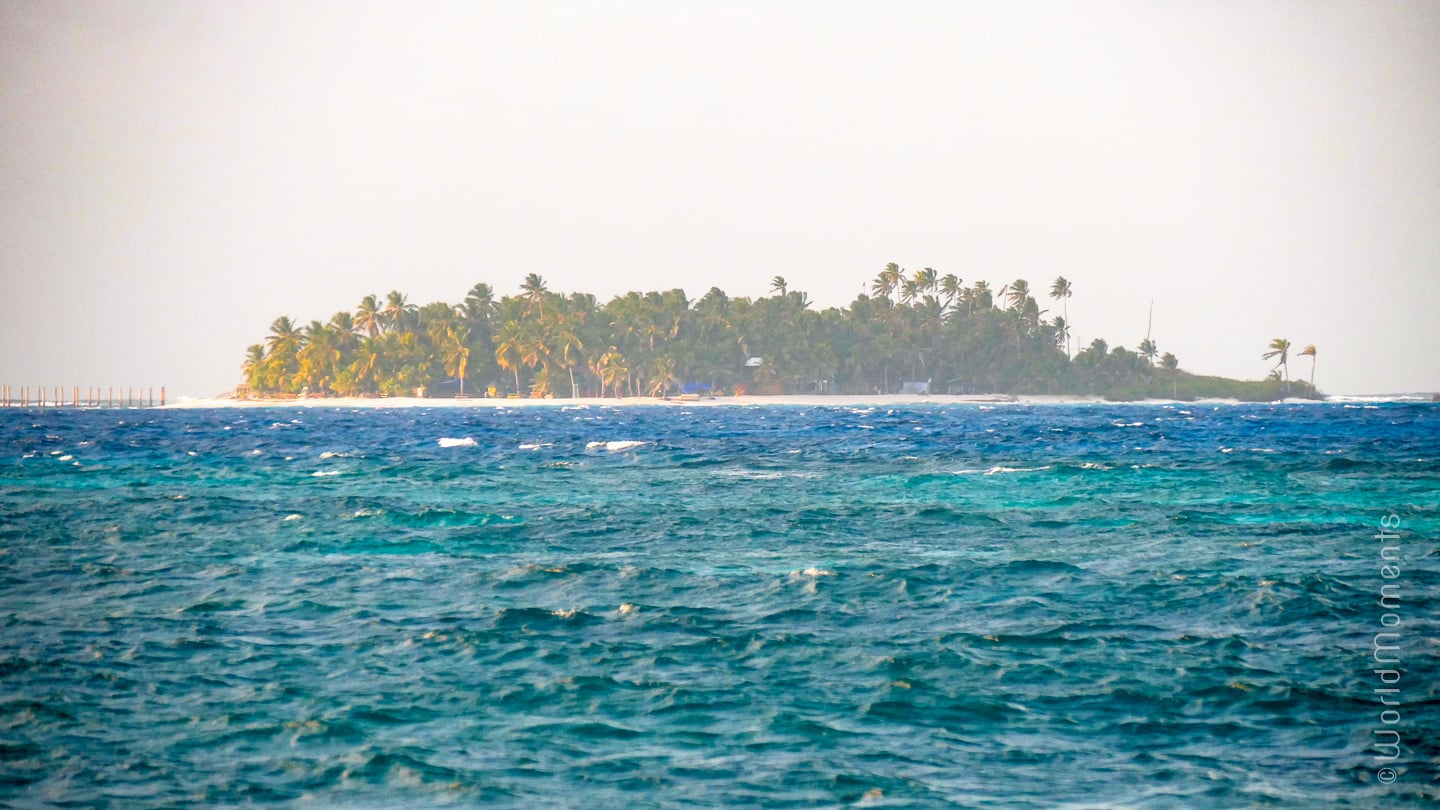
[2,1,1437,397]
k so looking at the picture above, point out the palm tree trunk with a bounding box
[1063,298,1070,359]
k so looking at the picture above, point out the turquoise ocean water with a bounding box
[1,403,1437,807]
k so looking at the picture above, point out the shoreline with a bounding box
[152,393,1426,410]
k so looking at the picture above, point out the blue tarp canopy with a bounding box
[682,382,712,394]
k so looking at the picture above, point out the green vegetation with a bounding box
[239,265,1320,401]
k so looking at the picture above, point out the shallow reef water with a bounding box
[1,402,1437,807]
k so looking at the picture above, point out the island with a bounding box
[239,265,1320,403]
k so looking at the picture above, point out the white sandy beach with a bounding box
[159,393,1071,409]
[159,393,1308,409]
[155,392,1431,410]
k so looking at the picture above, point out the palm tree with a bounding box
[1051,316,1070,353]
[520,273,548,316]
[518,325,551,396]
[463,283,496,321]
[297,320,342,393]
[970,281,993,311]
[871,263,903,302]
[913,267,937,294]
[770,276,788,296]
[1049,276,1072,358]
[355,295,383,337]
[1138,338,1158,366]
[646,355,679,397]
[351,337,382,393]
[1263,338,1291,395]
[940,274,962,309]
[442,324,472,396]
[899,279,920,306]
[554,321,585,397]
[494,320,525,393]
[1006,279,1030,310]
[382,291,414,333]
[1298,344,1317,390]
[592,348,628,398]
[241,344,266,393]
[1161,352,1179,398]
[266,315,300,351]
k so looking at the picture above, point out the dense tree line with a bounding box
[240,265,1314,400]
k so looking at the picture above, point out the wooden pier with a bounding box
[0,386,166,408]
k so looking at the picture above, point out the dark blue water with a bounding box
[2,403,1437,807]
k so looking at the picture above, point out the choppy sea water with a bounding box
[2,403,1437,808]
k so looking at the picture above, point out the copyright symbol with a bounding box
[1376,768,1397,784]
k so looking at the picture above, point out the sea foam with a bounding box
[586,440,648,452]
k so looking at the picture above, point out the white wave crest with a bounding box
[437,437,477,448]
[954,465,1053,475]
[586,440,648,452]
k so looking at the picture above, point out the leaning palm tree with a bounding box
[1298,344,1317,390]
[646,356,680,397]
[1263,338,1291,392]
[1049,276,1072,358]
[1006,279,1030,310]
[871,263,903,302]
[1051,316,1070,353]
[770,276,788,296]
[899,279,920,306]
[913,267,937,294]
[939,274,962,310]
